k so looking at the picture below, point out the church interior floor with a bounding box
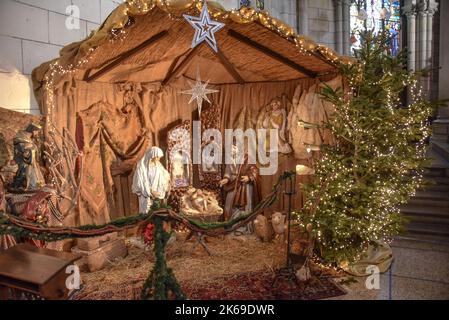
[79,234,449,300]
[332,238,449,300]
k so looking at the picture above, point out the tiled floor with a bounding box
[332,238,449,300]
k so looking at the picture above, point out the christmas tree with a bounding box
[298,31,436,265]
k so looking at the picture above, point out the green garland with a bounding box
[0,173,292,300]
[0,211,153,242]
[140,214,186,300]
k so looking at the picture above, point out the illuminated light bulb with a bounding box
[304,144,321,152]
[296,164,315,176]
[297,119,317,129]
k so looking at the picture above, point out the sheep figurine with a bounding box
[295,265,312,282]
[253,214,273,242]
[271,212,287,243]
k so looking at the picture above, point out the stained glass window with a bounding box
[239,0,264,10]
[350,0,402,56]
[240,0,251,7]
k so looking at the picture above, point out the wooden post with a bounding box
[228,29,317,78]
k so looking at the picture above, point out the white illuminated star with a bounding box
[183,2,225,52]
[181,72,219,116]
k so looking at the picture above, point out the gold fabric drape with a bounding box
[48,75,338,225]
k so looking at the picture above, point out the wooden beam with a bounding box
[254,21,337,69]
[228,29,317,78]
[210,47,245,84]
[161,45,200,86]
[162,55,182,85]
[85,30,169,83]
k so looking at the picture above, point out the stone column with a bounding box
[342,0,351,55]
[333,0,343,55]
[403,2,417,71]
[426,1,438,69]
[418,9,428,70]
[415,0,439,98]
[297,0,308,35]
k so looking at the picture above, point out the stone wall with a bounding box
[0,0,343,117]
[307,0,336,50]
[3,0,444,117]
[0,0,120,115]
[216,0,339,50]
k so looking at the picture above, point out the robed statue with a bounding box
[219,145,260,235]
[132,146,170,214]
[256,96,292,155]
[11,123,45,191]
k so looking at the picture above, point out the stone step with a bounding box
[426,176,449,185]
[423,168,447,178]
[431,134,449,143]
[414,190,449,200]
[421,184,449,192]
[405,222,449,238]
[396,233,449,244]
[433,117,449,125]
[407,196,449,208]
[432,119,449,135]
[425,149,449,174]
[404,213,449,225]
[407,199,449,208]
[437,104,449,121]
[432,140,449,163]
[400,205,449,218]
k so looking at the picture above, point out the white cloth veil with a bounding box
[132,147,169,199]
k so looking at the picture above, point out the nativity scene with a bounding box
[0,0,438,302]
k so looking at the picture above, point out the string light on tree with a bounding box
[297,31,436,265]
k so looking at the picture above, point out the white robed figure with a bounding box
[132,146,171,214]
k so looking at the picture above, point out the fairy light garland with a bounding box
[39,0,367,269]
[42,0,351,129]
[43,47,96,127]
[294,31,435,265]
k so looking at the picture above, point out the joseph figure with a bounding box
[219,145,260,235]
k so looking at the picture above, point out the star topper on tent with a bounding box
[181,70,219,116]
[183,1,225,52]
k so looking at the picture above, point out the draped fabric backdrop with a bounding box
[47,74,337,226]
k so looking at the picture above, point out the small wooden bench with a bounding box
[0,243,80,300]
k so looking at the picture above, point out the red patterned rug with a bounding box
[73,270,346,300]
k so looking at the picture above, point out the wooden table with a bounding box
[0,243,80,300]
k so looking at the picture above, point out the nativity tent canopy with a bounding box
[30,0,351,225]
[32,0,351,93]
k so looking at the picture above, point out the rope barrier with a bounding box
[0,171,294,241]
[0,171,295,300]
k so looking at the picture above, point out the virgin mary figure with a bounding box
[132,146,171,214]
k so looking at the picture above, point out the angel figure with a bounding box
[256,95,292,155]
